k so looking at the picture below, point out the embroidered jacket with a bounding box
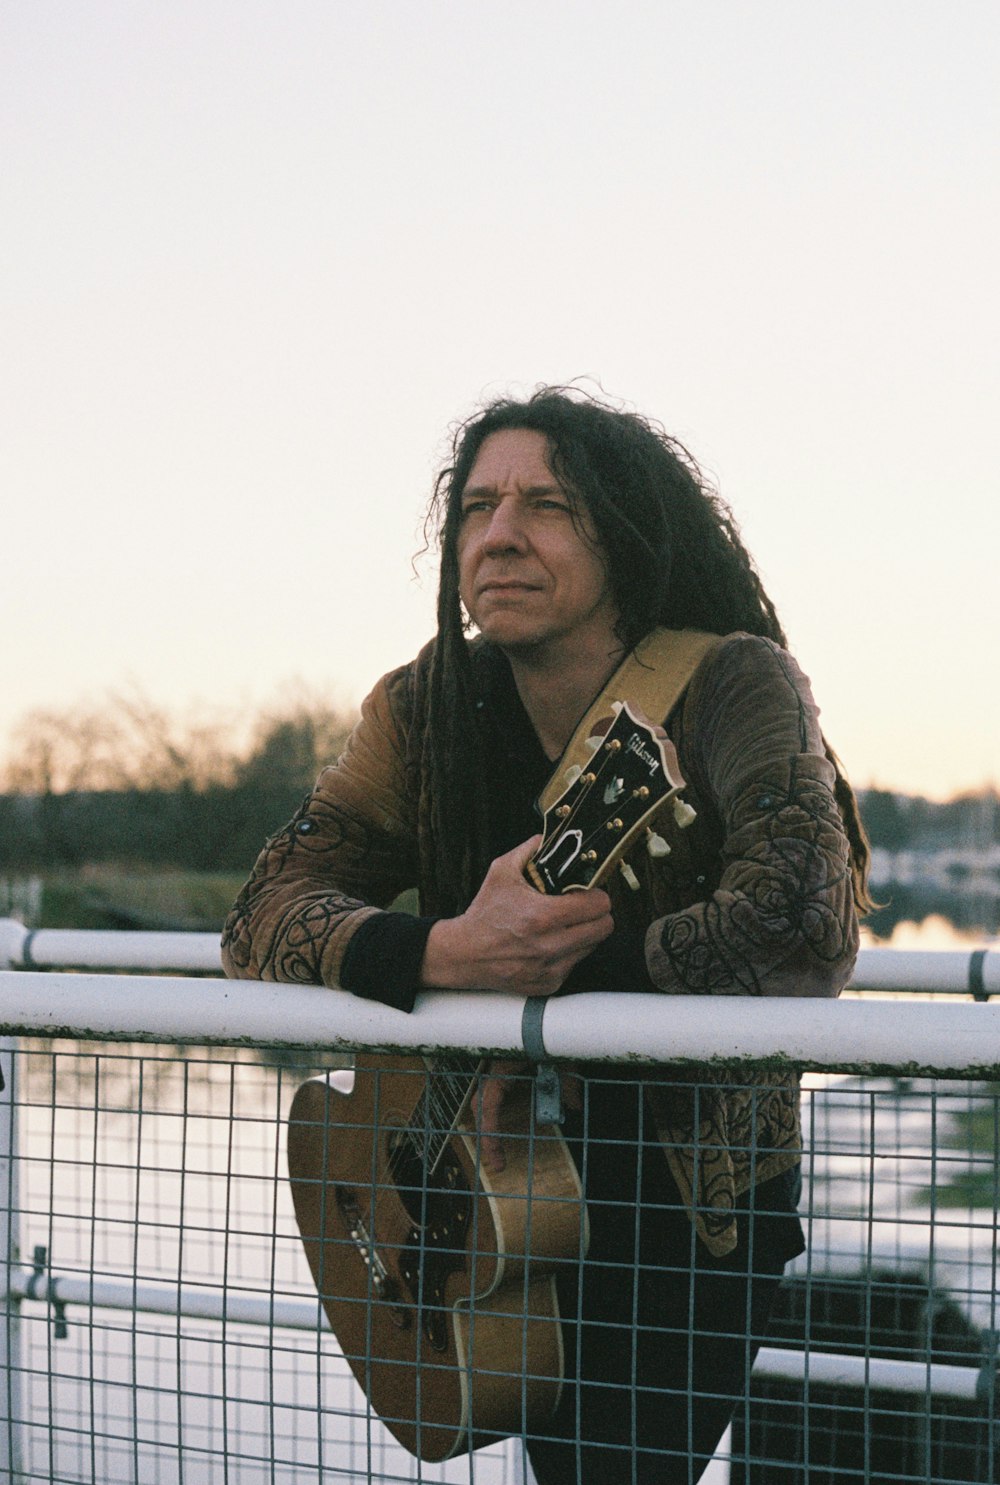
[222,632,859,1254]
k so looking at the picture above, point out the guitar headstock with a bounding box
[525,701,692,896]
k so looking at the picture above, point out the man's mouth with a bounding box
[478,580,539,596]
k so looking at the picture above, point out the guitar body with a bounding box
[287,1055,587,1461]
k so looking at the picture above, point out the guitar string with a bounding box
[544,726,668,870]
[387,733,672,1187]
[544,733,619,841]
[388,1054,483,1180]
[390,765,632,1178]
[387,727,671,1184]
[426,1056,483,1174]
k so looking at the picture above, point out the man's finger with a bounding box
[476,1060,527,1172]
[475,1079,506,1172]
[502,835,544,874]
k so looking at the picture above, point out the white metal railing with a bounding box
[5,1263,991,1404]
[2,968,1000,1073]
[1,922,998,1484]
[0,919,218,973]
[2,916,998,994]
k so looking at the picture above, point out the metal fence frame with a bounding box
[1,921,998,1483]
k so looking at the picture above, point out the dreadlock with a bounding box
[420,386,872,917]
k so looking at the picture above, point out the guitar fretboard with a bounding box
[387,1052,483,1179]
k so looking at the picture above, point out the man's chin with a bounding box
[478,620,547,654]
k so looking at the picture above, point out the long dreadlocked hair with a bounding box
[420,386,872,916]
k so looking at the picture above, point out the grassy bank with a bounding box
[26,865,245,932]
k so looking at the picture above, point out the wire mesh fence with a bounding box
[2,1033,998,1484]
[738,1074,999,1484]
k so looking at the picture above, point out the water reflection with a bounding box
[862,883,999,946]
[3,869,996,955]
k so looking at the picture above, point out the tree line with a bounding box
[0,696,997,871]
[0,693,355,871]
[859,787,1000,854]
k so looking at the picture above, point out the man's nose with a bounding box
[482,498,528,551]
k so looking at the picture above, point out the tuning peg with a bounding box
[563,764,583,787]
[584,735,602,754]
[619,861,640,891]
[645,828,671,859]
[672,798,697,829]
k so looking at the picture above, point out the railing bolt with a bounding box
[26,1243,68,1341]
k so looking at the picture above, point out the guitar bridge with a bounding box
[335,1187,409,1327]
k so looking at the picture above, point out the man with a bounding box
[223,388,868,1481]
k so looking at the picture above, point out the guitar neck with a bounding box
[397,1053,484,1174]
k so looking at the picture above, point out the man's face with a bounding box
[457,427,619,657]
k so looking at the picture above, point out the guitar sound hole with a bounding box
[387,1133,431,1223]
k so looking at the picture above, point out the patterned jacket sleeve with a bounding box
[220,667,420,988]
[644,636,859,997]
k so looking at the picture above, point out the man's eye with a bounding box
[461,500,492,517]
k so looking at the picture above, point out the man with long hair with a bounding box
[223,387,868,1481]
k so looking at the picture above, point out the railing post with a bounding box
[0,920,25,1483]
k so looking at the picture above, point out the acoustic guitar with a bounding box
[286,702,693,1461]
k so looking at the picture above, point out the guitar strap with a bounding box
[527,628,724,1123]
[538,627,724,814]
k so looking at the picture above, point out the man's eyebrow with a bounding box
[460,481,566,500]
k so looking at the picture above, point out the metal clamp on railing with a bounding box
[521,997,562,1124]
[977,1327,998,1408]
[969,949,991,1003]
[26,1245,68,1340]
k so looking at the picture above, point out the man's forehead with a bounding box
[462,427,564,495]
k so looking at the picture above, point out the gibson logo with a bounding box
[626,731,660,776]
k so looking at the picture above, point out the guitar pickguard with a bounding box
[396,1148,472,1351]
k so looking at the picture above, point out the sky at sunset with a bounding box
[3,1,998,800]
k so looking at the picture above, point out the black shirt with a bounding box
[340,644,654,1010]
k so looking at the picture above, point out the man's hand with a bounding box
[476,1058,585,1174]
[419,835,613,996]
